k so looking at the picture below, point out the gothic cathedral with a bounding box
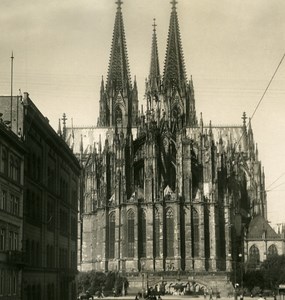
[64,0,266,284]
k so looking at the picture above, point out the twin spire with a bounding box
[107,0,187,93]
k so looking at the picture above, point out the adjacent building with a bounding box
[63,0,267,290]
[0,115,25,300]
[0,93,81,300]
[245,216,285,269]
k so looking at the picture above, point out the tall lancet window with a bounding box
[192,209,199,256]
[139,209,146,257]
[154,210,160,257]
[108,212,116,258]
[166,207,174,257]
[268,244,278,257]
[249,245,260,267]
[127,209,135,257]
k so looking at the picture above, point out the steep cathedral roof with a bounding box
[247,215,280,240]
[106,0,132,91]
[163,0,187,89]
[149,18,161,93]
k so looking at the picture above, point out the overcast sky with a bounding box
[0,0,284,224]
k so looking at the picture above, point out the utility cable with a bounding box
[266,172,285,190]
[234,52,285,151]
[266,181,285,192]
[250,52,285,120]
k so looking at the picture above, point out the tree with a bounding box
[243,270,264,292]
[77,271,106,295]
[261,254,285,289]
[77,271,90,294]
[77,271,128,296]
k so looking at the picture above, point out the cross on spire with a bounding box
[242,112,247,126]
[171,0,178,9]
[116,0,123,9]
[152,18,157,32]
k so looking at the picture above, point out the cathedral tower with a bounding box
[98,0,138,129]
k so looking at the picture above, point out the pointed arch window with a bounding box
[154,210,160,257]
[109,212,116,259]
[166,207,174,257]
[139,210,146,258]
[192,209,199,257]
[249,245,260,267]
[127,209,135,257]
[267,244,278,257]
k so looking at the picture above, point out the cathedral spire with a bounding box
[106,0,131,91]
[163,0,187,90]
[149,18,161,94]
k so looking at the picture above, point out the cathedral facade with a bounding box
[65,0,266,279]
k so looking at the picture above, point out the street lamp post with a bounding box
[238,253,243,293]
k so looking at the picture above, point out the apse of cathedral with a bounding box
[64,1,266,276]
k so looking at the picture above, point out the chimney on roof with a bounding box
[23,92,29,101]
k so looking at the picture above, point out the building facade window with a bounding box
[0,270,4,296]
[8,231,13,250]
[9,195,14,214]
[12,271,17,295]
[13,232,18,250]
[13,196,19,216]
[1,190,7,211]
[1,147,8,175]
[14,158,20,183]
[249,245,260,267]
[127,210,135,257]
[166,207,174,257]
[139,210,146,258]
[268,244,278,257]
[9,156,14,179]
[59,209,68,236]
[0,228,5,251]
[8,270,12,296]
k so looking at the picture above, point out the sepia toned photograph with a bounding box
[0,0,285,299]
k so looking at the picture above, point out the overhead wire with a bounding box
[266,181,285,192]
[234,52,285,151]
[266,172,285,190]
